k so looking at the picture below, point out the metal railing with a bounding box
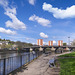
[0,51,42,75]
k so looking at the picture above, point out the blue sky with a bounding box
[0,0,75,44]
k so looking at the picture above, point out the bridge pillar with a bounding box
[43,48,47,53]
[65,47,70,51]
[56,47,63,53]
[51,47,55,51]
[55,47,59,53]
[30,48,33,52]
[39,47,43,51]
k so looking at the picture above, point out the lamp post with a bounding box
[68,37,70,46]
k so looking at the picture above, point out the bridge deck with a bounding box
[13,52,71,75]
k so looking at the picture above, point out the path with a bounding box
[16,52,71,75]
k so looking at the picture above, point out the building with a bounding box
[48,41,53,46]
[0,42,2,45]
[0,41,9,45]
[37,39,43,46]
[58,40,63,46]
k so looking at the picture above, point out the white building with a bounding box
[0,41,9,45]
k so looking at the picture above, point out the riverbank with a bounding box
[58,52,75,75]
[10,52,72,75]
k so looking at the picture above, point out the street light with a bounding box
[68,37,70,45]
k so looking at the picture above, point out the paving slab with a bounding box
[16,52,71,75]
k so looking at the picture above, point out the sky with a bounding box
[0,0,75,45]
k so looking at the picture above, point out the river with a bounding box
[0,51,39,75]
[0,52,28,59]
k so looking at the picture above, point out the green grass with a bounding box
[58,52,75,75]
[59,58,75,75]
[59,52,75,57]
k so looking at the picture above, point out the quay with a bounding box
[11,52,72,75]
[0,51,42,75]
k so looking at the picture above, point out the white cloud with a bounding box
[43,2,75,19]
[0,0,8,7]
[5,7,17,15]
[40,32,48,38]
[0,0,26,30]
[29,14,51,27]
[28,0,35,5]
[5,11,26,30]
[0,27,16,35]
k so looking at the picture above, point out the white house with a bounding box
[0,41,9,45]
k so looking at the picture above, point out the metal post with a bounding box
[36,52,37,58]
[3,59,6,75]
[28,53,30,63]
[33,53,34,60]
[68,37,70,45]
[20,55,22,66]
[38,51,39,56]
[37,52,39,57]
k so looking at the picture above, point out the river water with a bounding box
[0,52,28,59]
[0,52,38,75]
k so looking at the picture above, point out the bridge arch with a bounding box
[39,47,43,51]
[56,47,63,53]
[34,48,39,52]
[51,47,56,52]
[45,47,51,53]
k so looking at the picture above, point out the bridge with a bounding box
[23,45,75,52]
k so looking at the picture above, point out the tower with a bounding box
[58,40,63,46]
[37,39,43,46]
[48,41,53,46]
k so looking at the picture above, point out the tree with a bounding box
[0,39,2,41]
[1,43,6,49]
[45,48,51,51]
[45,48,51,52]
[63,43,67,46]
[15,41,23,49]
[1,44,11,49]
[35,48,39,52]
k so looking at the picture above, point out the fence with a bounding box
[0,51,42,75]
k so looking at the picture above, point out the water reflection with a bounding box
[0,52,29,59]
[0,52,38,75]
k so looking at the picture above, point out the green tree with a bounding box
[63,43,67,46]
[1,44,11,49]
[45,48,51,51]
[1,44,6,49]
[35,48,39,52]
[0,39,2,41]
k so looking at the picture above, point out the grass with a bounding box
[59,52,75,57]
[59,58,75,75]
[58,52,75,75]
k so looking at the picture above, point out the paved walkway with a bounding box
[16,52,71,75]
